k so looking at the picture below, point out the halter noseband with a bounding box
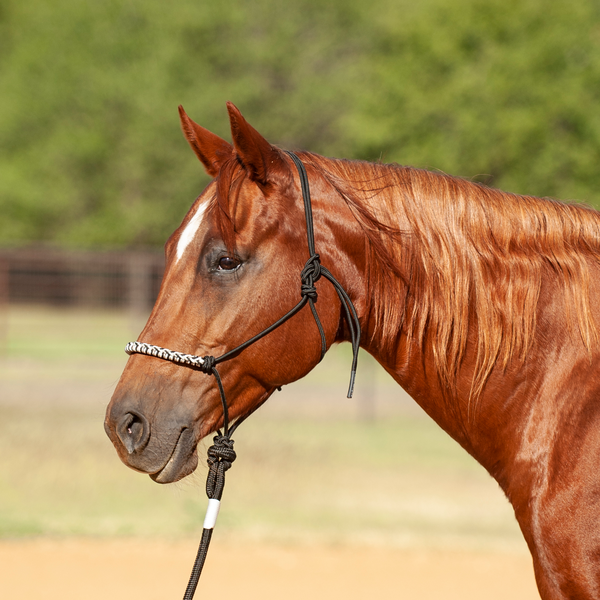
[124,151,361,600]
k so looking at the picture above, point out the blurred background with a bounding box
[3,0,600,597]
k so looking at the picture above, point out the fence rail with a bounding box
[0,247,165,310]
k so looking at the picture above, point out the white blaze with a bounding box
[176,200,209,262]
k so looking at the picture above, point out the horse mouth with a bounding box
[150,428,198,484]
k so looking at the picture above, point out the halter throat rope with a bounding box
[124,151,361,600]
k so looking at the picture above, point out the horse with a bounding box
[105,102,600,600]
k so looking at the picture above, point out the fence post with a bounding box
[0,258,8,356]
[128,253,153,336]
[357,355,376,422]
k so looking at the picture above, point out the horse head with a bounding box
[105,103,362,483]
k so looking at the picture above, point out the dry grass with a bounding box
[0,305,525,553]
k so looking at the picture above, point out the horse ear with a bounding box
[178,105,233,177]
[226,101,288,185]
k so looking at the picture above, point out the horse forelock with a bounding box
[212,151,297,252]
[214,157,247,252]
[302,153,600,405]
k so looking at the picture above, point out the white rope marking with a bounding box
[203,498,221,529]
[125,341,206,368]
[176,200,208,262]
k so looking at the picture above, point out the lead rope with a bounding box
[182,363,235,600]
[124,152,361,599]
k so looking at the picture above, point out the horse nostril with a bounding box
[116,411,150,454]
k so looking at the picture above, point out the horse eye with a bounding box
[218,256,240,271]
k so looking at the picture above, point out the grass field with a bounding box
[0,304,526,552]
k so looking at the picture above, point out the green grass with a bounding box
[0,305,525,551]
[1,305,133,360]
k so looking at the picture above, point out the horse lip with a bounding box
[150,428,197,484]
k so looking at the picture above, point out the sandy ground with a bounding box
[0,538,540,600]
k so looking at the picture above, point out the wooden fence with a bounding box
[0,247,165,311]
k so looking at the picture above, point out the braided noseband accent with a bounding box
[125,341,215,373]
[125,152,361,600]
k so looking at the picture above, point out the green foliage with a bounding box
[1,0,600,247]
[0,0,364,247]
[348,0,600,202]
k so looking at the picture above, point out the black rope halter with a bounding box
[125,151,361,599]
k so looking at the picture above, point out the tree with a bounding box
[346,0,600,204]
[1,0,600,248]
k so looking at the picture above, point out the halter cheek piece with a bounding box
[124,151,361,600]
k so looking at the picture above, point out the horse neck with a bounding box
[316,158,578,458]
[323,157,600,473]
[308,158,474,448]
[353,215,476,451]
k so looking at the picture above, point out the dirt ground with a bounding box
[0,538,540,600]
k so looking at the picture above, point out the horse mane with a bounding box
[299,152,600,404]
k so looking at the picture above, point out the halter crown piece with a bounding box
[125,151,361,600]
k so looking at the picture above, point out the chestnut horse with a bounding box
[106,102,600,599]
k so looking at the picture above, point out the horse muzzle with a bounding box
[104,403,199,484]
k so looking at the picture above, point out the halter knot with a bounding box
[199,355,216,374]
[207,435,237,465]
[300,254,322,300]
[205,435,237,500]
